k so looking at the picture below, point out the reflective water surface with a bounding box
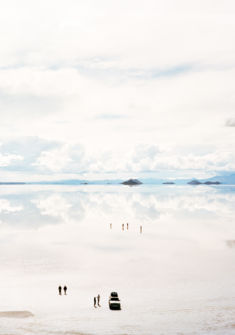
[0,185,235,335]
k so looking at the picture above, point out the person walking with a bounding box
[97,294,101,307]
[94,297,97,308]
[58,286,62,295]
[64,286,67,295]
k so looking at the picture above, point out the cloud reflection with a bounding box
[0,185,235,230]
[0,198,23,213]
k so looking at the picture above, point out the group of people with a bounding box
[110,223,129,230]
[58,286,67,295]
[110,222,142,233]
[58,287,101,308]
[122,223,129,230]
[94,294,101,308]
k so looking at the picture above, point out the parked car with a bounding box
[109,292,121,310]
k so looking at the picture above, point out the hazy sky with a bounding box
[0,0,235,180]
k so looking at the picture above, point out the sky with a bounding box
[0,0,235,181]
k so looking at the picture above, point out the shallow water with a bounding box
[0,184,235,334]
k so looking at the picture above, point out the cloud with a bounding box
[34,146,74,172]
[0,1,235,179]
[0,137,60,172]
[1,136,235,179]
[31,192,85,224]
[30,141,235,177]
[0,199,23,213]
[32,194,72,220]
[0,153,23,167]
[1,0,234,71]
[33,143,87,173]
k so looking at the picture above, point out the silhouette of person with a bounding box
[58,286,62,295]
[97,294,101,307]
[126,223,129,230]
[94,297,97,308]
[64,286,67,295]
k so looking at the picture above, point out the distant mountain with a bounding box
[187,179,221,185]
[0,182,26,185]
[31,179,122,185]
[205,173,235,185]
[2,173,235,186]
[121,179,142,186]
[204,181,221,185]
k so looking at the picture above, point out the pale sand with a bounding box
[0,311,33,318]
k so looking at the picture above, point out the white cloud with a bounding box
[34,145,73,172]
[0,135,235,180]
[21,140,235,178]
[1,0,235,70]
[33,143,87,173]
[0,0,235,178]
[0,153,23,167]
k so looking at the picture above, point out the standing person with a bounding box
[126,223,129,230]
[64,286,67,295]
[140,225,142,234]
[58,286,62,295]
[94,297,97,308]
[97,294,101,307]
[110,223,112,229]
[122,223,124,231]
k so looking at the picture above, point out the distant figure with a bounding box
[110,223,112,229]
[140,225,142,234]
[58,286,62,295]
[94,297,97,308]
[64,286,67,295]
[97,294,101,307]
[122,223,124,231]
[126,223,129,230]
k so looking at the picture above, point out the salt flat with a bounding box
[0,185,234,335]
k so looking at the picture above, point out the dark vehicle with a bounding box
[109,292,121,310]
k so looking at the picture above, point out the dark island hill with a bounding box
[187,179,221,185]
[122,178,221,186]
[121,179,143,185]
